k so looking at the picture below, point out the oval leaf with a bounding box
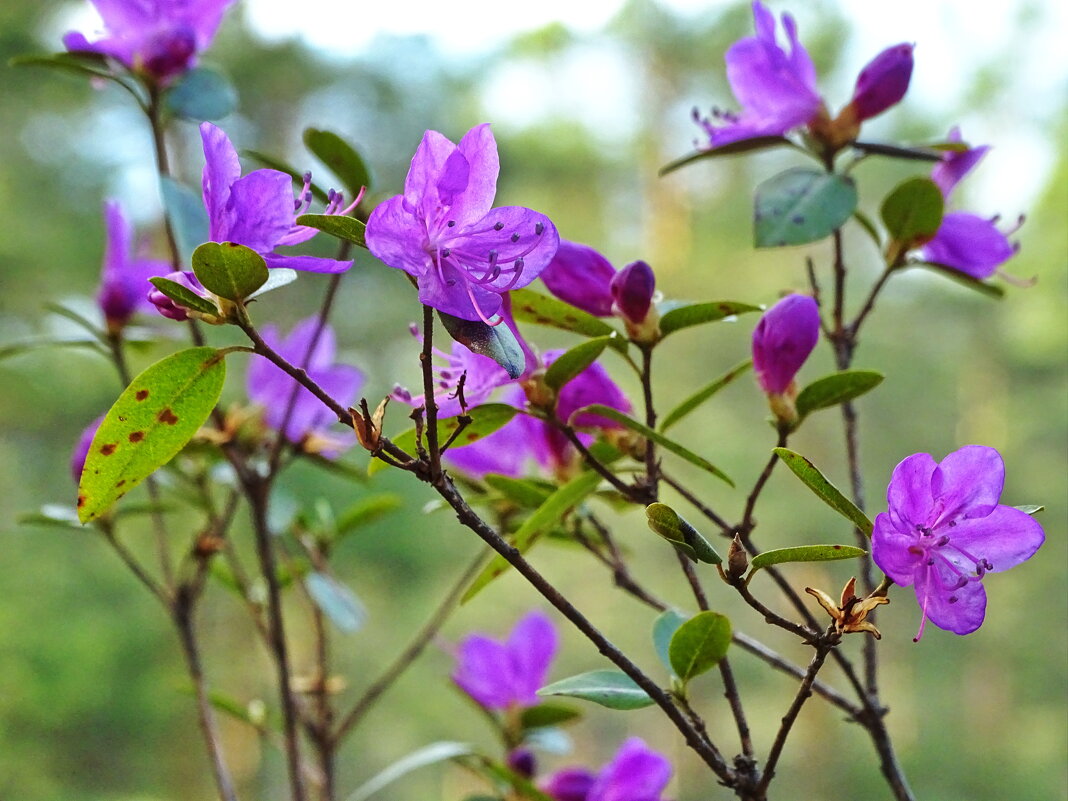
[191,242,268,301]
[520,701,582,731]
[660,359,752,433]
[305,572,366,633]
[750,544,867,573]
[371,404,518,476]
[571,405,733,486]
[658,301,761,337]
[303,127,372,194]
[462,470,602,603]
[164,66,237,121]
[510,288,620,341]
[880,177,944,244]
[773,447,873,536]
[148,277,219,316]
[537,669,654,711]
[438,311,526,380]
[754,167,858,248]
[652,609,689,673]
[645,503,721,564]
[297,213,366,248]
[668,611,732,683]
[78,347,227,522]
[544,336,612,392]
[795,370,884,420]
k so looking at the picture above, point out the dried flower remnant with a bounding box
[365,124,559,322]
[871,445,1044,640]
[806,577,889,639]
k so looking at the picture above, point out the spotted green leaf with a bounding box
[658,301,761,337]
[78,347,227,522]
[773,447,873,536]
[754,167,858,248]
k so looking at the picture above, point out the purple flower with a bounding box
[64,0,236,84]
[452,610,558,711]
[146,269,212,322]
[365,124,559,322]
[751,294,820,395]
[543,738,673,801]
[71,416,105,483]
[246,317,363,456]
[610,260,656,325]
[919,128,1019,279]
[695,2,911,149]
[872,445,1044,640]
[96,200,169,330]
[200,122,356,274]
[540,240,617,317]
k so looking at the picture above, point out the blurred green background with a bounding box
[1,0,1065,799]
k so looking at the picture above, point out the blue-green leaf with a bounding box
[164,67,237,121]
[438,311,527,380]
[537,669,654,710]
[754,167,858,248]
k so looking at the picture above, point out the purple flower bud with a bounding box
[147,270,211,321]
[542,767,596,801]
[540,240,617,317]
[849,43,914,122]
[71,416,104,483]
[751,294,820,395]
[507,748,538,779]
[141,25,198,82]
[609,260,656,324]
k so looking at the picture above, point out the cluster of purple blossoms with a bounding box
[95,200,170,331]
[245,318,363,456]
[695,1,913,149]
[64,0,236,84]
[365,124,560,323]
[918,128,1021,279]
[872,445,1043,640]
[453,612,672,801]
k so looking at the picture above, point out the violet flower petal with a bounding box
[588,737,673,801]
[751,293,820,394]
[610,260,656,324]
[930,444,1005,523]
[540,240,617,317]
[915,565,987,636]
[224,169,298,251]
[849,43,914,123]
[543,768,597,801]
[919,212,1015,279]
[942,506,1045,574]
[884,452,937,532]
[930,128,989,200]
[452,636,514,709]
[506,610,558,705]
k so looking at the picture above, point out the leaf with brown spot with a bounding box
[77,347,227,523]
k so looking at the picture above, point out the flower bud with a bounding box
[610,260,660,342]
[752,294,820,396]
[849,43,914,123]
[727,534,749,580]
[539,240,616,316]
[541,767,596,801]
[141,25,198,83]
[506,747,537,779]
[147,270,215,322]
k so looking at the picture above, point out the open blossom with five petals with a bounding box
[918,128,1021,279]
[872,445,1044,640]
[200,122,356,275]
[452,610,558,711]
[95,200,169,331]
[695,1,912,149]
[365,124,559,322]
[64,0,236,84]
[246,318,363,456]
[542,738,673,801]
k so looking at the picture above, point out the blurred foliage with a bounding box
[0,0,1065,800]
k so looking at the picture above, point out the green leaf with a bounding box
[303,127,372,194]
[305,572,366,633]
[78,347,228,522]
[537,669,654,710]
[438,311,527,380]
[160,177,210,263]
[571,405,733,486]
[335,494,403,537]
[10,51,116,82]
[754,167,858,248]
[772,448,873,536]
[750,544,868,573]
[296,213,366,248]
[191,242,268,302]
[345,741,475,801]
[243,150,329,203]
[913,262,1005,299]
[658,301,761,337]
[652,609,689,673]
[880,177,944,244]
[509,288,620,341]
[659,136,794,176]
[462,470,602,603]
[852,141,945,162]
[18,504,85,532]
[148,277,219,317]
[795,370,884,420]
[660,360,752,433]
[1015,504,1045,515]
[371,404,518,476]
[164,67,237,121]
[483,475,554,508]
[544,336,613,392]
[519,701,582,730]
[669,611,731,683]
[645,503,722,564]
